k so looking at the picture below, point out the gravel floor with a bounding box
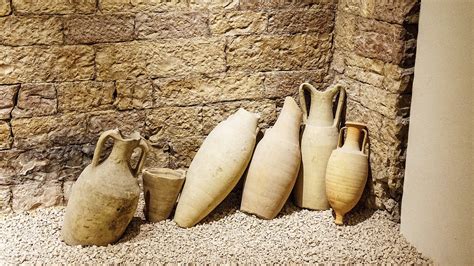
[0,191,431,264]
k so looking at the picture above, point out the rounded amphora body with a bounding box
[62,129,149,246]
[294,83,345,210]
[325,122,368,225]
[174,108,259,228]
[241,97,302,219]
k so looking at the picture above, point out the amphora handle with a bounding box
[92,129,122,167]
[337,127,369,155]
[131,139,150,177]
[298,83,345,126]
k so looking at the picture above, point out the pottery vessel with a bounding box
[294,83,345,210]
[143,168,186,222]
[325,122,368,225]
[62,129,149,246]
[174,108,259,228]
[241,97,302,219]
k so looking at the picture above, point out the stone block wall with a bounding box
[0,0,419,219]
[0,0,336,213]
[331,0,420,220]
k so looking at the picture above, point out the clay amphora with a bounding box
[174,108,259,228]
[325,122,368,225]
[294,83,345,210]
[62,129,150,246]
[240,97,302,219]
[143,168,186,222]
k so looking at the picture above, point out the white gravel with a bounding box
[0,191,431,264]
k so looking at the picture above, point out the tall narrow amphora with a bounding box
[62,129,150,246]
[174,108,259,228]
[241,97,302,219]
[326,122,368,225]
[294,83,345,210]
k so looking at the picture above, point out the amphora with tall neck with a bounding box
[62,129,149,246]
[294,83,345,210]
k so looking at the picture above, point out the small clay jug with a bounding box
[174,108,259,228]
[62,129,149,246]
[143,168,186,222]
[241,97,302,219]
[294,83,345,210]
[325,122,368,225]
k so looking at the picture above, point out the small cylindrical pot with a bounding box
[143,168,186,222]
[325,122,369,225]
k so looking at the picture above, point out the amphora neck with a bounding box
[301,84,342,127]
[272,97,302,141]
[341,122,367,153]
[108,139,140,163]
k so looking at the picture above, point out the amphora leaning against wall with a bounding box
[294,83,345,210]
[326,122,369,225]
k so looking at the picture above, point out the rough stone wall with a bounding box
[0,0,337,213]
[330,0,419,220]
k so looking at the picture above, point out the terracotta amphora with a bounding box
[62,129,150,246]
[240,97,302,219]
[143,168,186,222]
[174,108,259,228]
[294,83,345,210]
[325,122,368,225]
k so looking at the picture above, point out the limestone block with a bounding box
[0,46,94,84]
[0,146,89,187]
[12,180,63,211]
[373,0,419,24]
[190,0,238,9]
[0,16,63,46]
[57,81,115,113]
[0,186,11,213]
[153,73,264,107]
[0,121,12,150]
[146,107,203,142]
[240,0,335,10]
[0,85,19,120]
[210,11,267,35]
[99,0,188,13]
[144,145,169,169]
[227,35,331,72]
[96,38,226,80]
[11,113,89,149]
[12,83,57,118]
[13,0,96,14]
[115,79,154,110]
[201,100,276,135]
[333,11,356,51]
[136,12,209,40]
[64,14,134,44]
[345,65,384,87]
[354,17,405,64]
[268,9,334,34]
[0,0,11,16]
[345,53,385,74]
[168,136,204,168]
[87,110,146,137]
[264,70,327,98]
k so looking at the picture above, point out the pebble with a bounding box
[0,191,432,264]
